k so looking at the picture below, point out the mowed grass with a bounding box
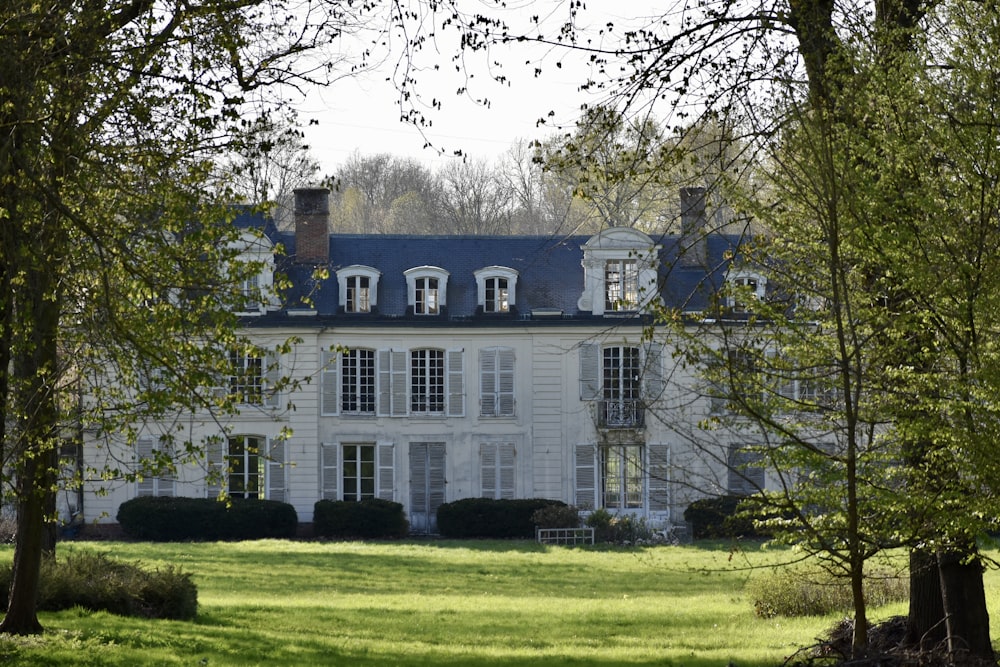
[0,539,946,666]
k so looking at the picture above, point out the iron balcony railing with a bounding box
[598,400,645,429]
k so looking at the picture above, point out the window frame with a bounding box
[726,270,767,314]
[336,265,381,314]
[601,444,645,511]
[227,435,265,499]
[341,348,376,415]
[341,443,377,502]
[604,259,640,312]
[404,266,449,316]
[474,266,519,314]
[410,348,446,414]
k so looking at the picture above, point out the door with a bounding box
[409,442,446,534]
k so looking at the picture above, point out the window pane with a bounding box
[411,349,445,412]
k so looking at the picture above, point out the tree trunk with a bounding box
[906,547,994,662]
[0,262,61,635]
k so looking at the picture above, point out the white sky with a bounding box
[296,2,662,176]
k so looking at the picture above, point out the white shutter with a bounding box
[479,348,497,417]
[428,443,447,514]
[377,441,395,501]
[267,439,286,502]
[579,343,600,401]
[378,349,392,416]
[447,349,464,417]
[642,342,665,401]
[647,444,670,512]
[574,444,597,509]
[264,350,280,408]
[480,443,497,498]
[378,349,407,417]
[498,442,515,499]
[391,350,407,416]
[321,350,339,416]
[137,437,155,497]
[158,439,175,498]
[321,442,339,500]
[206,437,225,499]
[497,348,515,416]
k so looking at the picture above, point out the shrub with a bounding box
[531,504,581,529]
[117,496,297,541]
[313,498,409,538]
[584,508,655,544]
[0,552,197,620]
[746,567,907,618]
[683,495,762,539]
[436,498,567,538]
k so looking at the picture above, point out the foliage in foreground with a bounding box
[0,551,196,620]
[746,567,908,618]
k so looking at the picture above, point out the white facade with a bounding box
[81,189,744,533]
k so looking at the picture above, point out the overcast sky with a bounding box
[296,2,663,176]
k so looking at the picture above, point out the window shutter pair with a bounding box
[205,436,285,500]
[480,442,515,499]
[479,347,515,417]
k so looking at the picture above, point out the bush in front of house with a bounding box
[683,495,762,539]
[116,496,297,541]
[436,498,567,538]
[312,498,409,538]
[583,508,656,544]
[0,551,197,620]
[531,503,581,529]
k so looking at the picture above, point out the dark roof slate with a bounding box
[235,211,740,326]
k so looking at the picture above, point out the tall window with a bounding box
[605,259,639,311]
[484,277,509,313]
[602,445,644,509]
[602,346,642,427]
[227,436,263,499]
[229,350,263,405]
[342,444,376,501]
[342,349,376,414]
[345,275,371,313]
[411,349,445,413]
[415,277,439,315]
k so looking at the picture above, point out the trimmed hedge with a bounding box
[117,496,298,541]
[683,495,761,539]
[313,498,409,538]
[0,551,197,620]
[436,498,567,538]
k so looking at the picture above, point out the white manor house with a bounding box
[78,187,763,534]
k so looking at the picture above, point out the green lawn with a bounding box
[0,539,963,666]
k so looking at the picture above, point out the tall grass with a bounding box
[0,540,968,666]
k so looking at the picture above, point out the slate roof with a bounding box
[234,210,742,327]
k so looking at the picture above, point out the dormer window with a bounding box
[727,270,766,314]
[336,265,381,314]
[230,231,278,316]
[474,266,519,315]
[405,266,449,316]
[577,228,662,316]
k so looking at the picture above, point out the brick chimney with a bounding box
[293,187,330,264]
[679,186,707,267]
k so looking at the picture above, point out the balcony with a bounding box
[598,400,645,429]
